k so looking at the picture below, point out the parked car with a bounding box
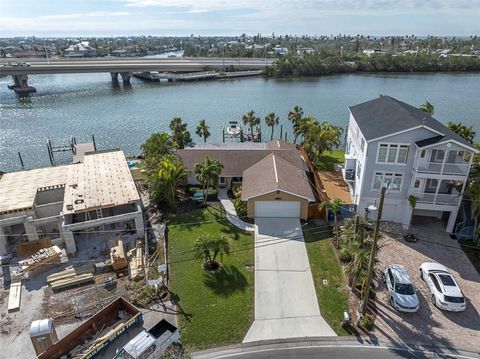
[419,262,466,312]
[383,264,419,312]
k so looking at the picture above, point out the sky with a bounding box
[1,0,480,37]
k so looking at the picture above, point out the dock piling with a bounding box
[18,152,24,168]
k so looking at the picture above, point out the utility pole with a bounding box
[360,185,386,316]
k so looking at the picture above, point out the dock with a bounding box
[72,142,96,163]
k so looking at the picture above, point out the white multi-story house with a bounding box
[343,96,478,233]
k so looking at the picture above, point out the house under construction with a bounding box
[0,149,144,256]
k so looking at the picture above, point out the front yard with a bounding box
[167,206,254,350]
[303,224,351,335]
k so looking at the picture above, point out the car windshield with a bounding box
[438,274,455,286]
[395,283,415,295]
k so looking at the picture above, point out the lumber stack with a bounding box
[128,240,145,281]
[8,281,22,313]
[17,245,62,277]
[47,264,95,291]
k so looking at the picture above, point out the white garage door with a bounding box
[255,201,301,218]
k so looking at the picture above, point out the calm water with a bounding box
[1,72,479,172]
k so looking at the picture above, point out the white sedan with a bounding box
[419,262,466,312]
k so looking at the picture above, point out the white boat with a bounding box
[226,121,241,136]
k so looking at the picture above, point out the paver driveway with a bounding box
[371,221,480,351]
[243,218,336,342]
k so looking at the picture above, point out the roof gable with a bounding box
[349,96,474,149]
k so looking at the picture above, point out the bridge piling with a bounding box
[8,74,36,94]
[120,72,133,83]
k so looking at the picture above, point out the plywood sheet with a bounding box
[8,282,22,313]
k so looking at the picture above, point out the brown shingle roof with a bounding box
[177,141,304,177]
[241,153,315,201]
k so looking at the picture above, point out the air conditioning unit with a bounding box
[345,169,355,181]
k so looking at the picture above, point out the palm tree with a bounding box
[447,122,476,144]
[294,115,316,143]
[407,195,417,231]
[264,112,279,140]
[344,246,371,294]
[288,105,304,143]
[242,110,260,140]
[149,156,187,209]
[302,121,343,163]
[320,198,344,240]
[169,117,192,149]
[419,101,434,116]
[193,156,223,205]
[193,234,231,271]
[195,119,211,143]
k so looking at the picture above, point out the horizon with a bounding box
[1,0,480,37]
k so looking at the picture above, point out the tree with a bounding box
[419,101,434,116]
[407,195,417,232]
[288,105,304,143]
[302,120,343,163]
[193,234,231,271]
[193,156,223,205]
[447,122,476,144]
[242,110,260,139]
[264,112,279,140]
[140,132,176,183]
[169,117,192,149]
[320,198,344,240]
[148,155,187,209]
[195,119,211,143]
[294,115,316,143]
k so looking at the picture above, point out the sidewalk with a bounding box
[217,188,255,232]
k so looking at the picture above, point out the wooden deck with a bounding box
[72,142,95,163]
[317,170,352,204]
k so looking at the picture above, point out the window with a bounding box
[357,162,362,179]
[361,139,365,152]
[414,179,421,189]
[420,150,426,158]
[387,269,394,287]
[372,172,403,191]
[377,143,409,164]
[429,274,442,292]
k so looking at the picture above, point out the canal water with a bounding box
[1,72,479,172]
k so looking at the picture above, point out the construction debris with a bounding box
[16,238,52,258]
[110,239,128,271]
[8,281,22,313]
[16,246,62,277]
[128,240,145,281]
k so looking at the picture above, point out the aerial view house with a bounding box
[177,140,316,219]
[0,150,144,256]
[343,96,478,233]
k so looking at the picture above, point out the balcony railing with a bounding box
[416,161,469,175]
[410,192,461,206]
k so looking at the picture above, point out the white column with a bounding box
[0,226,7,256]
[63,230,77,254]
[24,221,39,241]
[135,212,145,238]
[446,208,458,233]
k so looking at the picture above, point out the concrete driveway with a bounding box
[371,220,480,352]
[243,218,336,342]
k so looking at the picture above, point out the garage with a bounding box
[254,201,301,218]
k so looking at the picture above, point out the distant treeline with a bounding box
[264,53,480,77]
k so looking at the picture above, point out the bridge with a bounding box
[0,57,274,93]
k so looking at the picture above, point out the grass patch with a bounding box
[315,150,345,171]
[167,205,254,350]
[303,224,350,335]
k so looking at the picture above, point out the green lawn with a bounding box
[167,206,254,350]
[315,150,345,171]
[303,224,351,335]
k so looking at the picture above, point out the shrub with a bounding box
[187,185,218,200]
[234,198,247,217]
[338,247,353,263]
[359,314,374,330]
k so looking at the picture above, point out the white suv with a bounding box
[420,262,466,312]
[383,264,419,312]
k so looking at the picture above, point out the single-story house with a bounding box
[177,140,317,220]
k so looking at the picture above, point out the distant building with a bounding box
[363,49,387,57]
[64,41,96,58]
[296,46,315,55]
[273,46,288,56]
